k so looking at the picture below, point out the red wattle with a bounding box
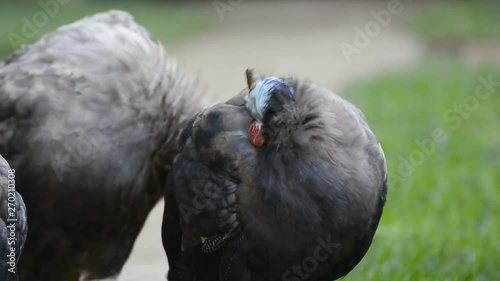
[249,122,265,147]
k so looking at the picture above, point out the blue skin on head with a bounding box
[244,77,295,124]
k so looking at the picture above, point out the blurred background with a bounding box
[1,0,499,280]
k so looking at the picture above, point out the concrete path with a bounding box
[119,1,423,280]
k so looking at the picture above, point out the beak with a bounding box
[246,68,257,91]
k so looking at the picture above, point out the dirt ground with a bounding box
[118,1,423,280]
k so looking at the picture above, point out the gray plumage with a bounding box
[163,74,387,281]
[0,154,27,281]
[0,11,207,281]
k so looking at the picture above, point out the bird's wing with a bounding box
[162,122,242,271]
[174,151,241,250]
[169,103,256,250]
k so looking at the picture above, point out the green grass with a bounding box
[407,1,500,42]
[0,0,214,59]
[342,62,500,280]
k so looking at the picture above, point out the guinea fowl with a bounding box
[0,11,207,281]
[163,70,388,281]
[0,155,28,281]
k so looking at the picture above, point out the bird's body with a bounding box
[0,11,206,280]
[0,154,27,281]
[164,74,387,281]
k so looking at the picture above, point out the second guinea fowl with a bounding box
[163,70,388,281]
[0,11,206,281]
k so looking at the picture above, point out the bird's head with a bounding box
[244,71,295,124]
[244,69,295,147]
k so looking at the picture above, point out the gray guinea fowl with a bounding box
[163,70,388,281]
[0,10,207,281]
